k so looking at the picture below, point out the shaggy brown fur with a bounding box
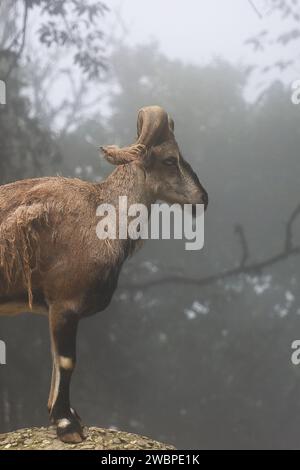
[0,106,208,444]
[0,201,49,307]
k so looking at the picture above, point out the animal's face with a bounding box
[101,105,208,211]
[146,139,208,210]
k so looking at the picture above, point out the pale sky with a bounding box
[23,0,299,129]
[109,0,259,64]
[106,0,299,95]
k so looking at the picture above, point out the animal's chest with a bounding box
[80,267,122,318]
[79,238,137,318]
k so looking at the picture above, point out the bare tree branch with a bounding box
[5,0,28,80]
[234,224,249,267]
[120,205,300,291]
[285,204,300,252]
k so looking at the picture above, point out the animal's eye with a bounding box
[164,157,177,166]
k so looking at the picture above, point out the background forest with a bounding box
[1,0,300,449]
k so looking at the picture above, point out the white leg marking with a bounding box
[51,360,60,413]
[59,356,74,370]
[57,418,71,429]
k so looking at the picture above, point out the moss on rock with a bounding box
[0,426,175,450]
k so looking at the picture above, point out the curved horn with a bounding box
[100,106,171,166]
[168,115,175,132]
[137,106,170,147]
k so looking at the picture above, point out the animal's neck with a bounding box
[95,164,156,259]
[100,163,156,209]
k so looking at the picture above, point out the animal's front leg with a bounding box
[48,307,84,443]
[47,360,56,422]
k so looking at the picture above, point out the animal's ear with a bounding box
[100,144,147,166]
[168,116,174,132]
[100,107,172,167]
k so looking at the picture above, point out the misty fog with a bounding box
[1,0,300,449]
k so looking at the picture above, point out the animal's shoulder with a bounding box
[0,176,99,221]
[0,176,96,197]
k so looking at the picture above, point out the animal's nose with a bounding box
[202,190,208,211]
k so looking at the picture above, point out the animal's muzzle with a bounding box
[201,189,208,211]
[191,189,208,217]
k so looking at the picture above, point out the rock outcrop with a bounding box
[0,426,175,450]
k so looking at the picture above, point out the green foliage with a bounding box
[0,60,61,184]
[246,0,300,73]
[0,0,109,183]
[1,0,108,80]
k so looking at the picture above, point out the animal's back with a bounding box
[0,176,99,215]
[0,176,100,305]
